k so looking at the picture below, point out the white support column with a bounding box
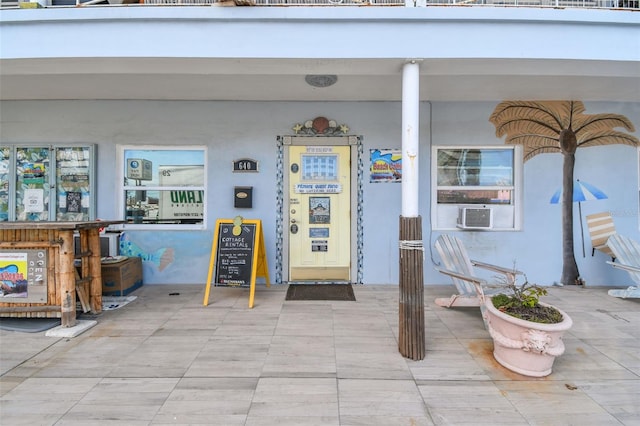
[402,60,420,218]
[398,60,425,360]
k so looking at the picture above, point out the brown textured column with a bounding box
[59,230,76,327]
[398,215,425,360]
[86,228,103,314]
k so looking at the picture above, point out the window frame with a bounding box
[116,145,207,231]
[0,144,97,222]
[431,145,523,231]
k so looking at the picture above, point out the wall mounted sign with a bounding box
[294,183,342,194]
[309,227,330,238]
[233,158,259,173]
[0,249,48,304]
[370,149,402,183]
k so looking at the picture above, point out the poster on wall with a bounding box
[65,191,82,213]
[0,250,48,303]
[23,188,44,213]
[370,149,402,183]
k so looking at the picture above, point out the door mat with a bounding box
[0,318,61,333]
[285,284,355,301]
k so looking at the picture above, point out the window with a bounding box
[432,146,522,230]
[302,154,338,181]
[119,146,206,229]
[0,145,96,222]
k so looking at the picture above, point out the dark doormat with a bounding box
[0,318,61,333]
[286,284,356,301]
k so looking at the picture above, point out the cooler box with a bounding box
[101,257,143,296]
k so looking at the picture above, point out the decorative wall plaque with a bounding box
[233,158,258,172]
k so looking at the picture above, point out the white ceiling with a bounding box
[1,57,639,102]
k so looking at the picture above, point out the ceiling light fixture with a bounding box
[305,75,338,88]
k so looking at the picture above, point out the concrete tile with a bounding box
[498,380,615,419]
[0,413,63,426]
[61,402,161,422]
[0,377,101,400]
[338,379,427,417]
[245,416,339,426]
[427,408,528,425]
[340,415,434,426]
[249,377,338,418]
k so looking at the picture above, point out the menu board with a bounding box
[213,222,256,287]
[203,217,270,309]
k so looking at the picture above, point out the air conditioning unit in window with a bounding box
[457,207,493,230]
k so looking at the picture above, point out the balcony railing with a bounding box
[2,0,638,9]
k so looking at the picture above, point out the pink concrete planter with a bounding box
[484,298,573,377]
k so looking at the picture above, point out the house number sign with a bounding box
[233,158,258,172]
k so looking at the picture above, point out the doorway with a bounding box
[279,135,361,283]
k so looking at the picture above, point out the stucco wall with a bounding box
[1,99,638,288]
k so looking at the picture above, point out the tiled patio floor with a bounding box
[1,284,638,425]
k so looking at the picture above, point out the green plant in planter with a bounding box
[491,280,564,324]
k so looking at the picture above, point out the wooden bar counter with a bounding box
[0,221,124,327]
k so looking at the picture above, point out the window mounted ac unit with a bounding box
[457,207,493,230]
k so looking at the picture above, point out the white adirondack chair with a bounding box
[606,234,640,298]
[434,234,523,309]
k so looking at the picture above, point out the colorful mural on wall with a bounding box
[118,231,213,284]
[490,100,638,286]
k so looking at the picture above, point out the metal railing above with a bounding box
[3,0,638,9]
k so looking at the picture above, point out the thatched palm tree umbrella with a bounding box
[489,101,638,285]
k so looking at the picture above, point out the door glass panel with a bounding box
[56,146,92,221]
[302,154,338,181]
[0,147,9,221]
[16,147,50,221]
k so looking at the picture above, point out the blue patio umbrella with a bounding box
[550,179,608,257]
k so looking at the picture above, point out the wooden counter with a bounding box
[0,221,125,327]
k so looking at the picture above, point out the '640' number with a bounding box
[233,159,258,172]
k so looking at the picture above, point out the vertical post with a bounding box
[399,60,425,360]
[87,227,103,313]
[399,217,425,360]
[59,230,76,327]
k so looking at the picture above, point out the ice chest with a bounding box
[101,257,143,296]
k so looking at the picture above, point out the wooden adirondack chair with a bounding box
[434,234,523,309]
[606,234,640,298]
[586,212,616,261]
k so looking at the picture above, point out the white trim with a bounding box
[431,145,522,231]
